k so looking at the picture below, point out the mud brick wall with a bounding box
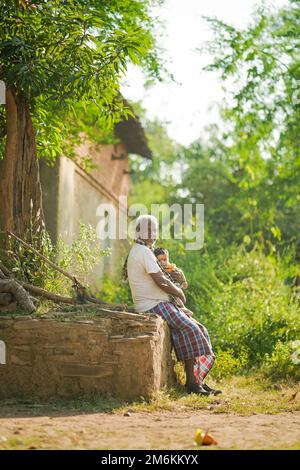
[0,311,175,399]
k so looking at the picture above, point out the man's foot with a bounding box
[186,383,210,396]
[202,383,222,395]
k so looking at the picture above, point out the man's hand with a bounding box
[150,270,185,300]
[177,289,186,305]
[182,308,193,317]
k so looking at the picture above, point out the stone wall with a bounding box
[0,311,175,399]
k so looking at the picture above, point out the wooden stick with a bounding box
[20,282,77,304]
[5,231,78,284]
[0,261,75,305]
[84,294,107,305]
[0,260,121,309]
[20,283,126,310]
[4,232,109,304]
[68,303,128,310]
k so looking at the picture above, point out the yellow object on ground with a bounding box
[195,428,218,446]
[194,429,204,445]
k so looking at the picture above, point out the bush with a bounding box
[261,341,300,381]
[9,223,109,297]
[161,241,300,380]
[211,347,249,380]
[99,275,132,304]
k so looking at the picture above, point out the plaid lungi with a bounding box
[194,355,215,383]
[146,302,214,362]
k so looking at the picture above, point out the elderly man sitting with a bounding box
[124,215,221,396]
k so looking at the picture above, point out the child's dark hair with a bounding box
[154,247,168,257]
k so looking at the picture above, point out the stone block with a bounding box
[0,312,175,399]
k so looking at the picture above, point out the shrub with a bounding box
[8,223,109,297]
[261,341,300,381]
[161,241,300,380]
[211,347,250,380]
[99,276,132,305]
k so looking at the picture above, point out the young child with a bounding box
[154,247,192,316]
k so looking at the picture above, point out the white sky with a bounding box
[120,0,288,146]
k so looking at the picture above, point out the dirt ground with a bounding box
[1,408,300,450]
[1,377,299,450]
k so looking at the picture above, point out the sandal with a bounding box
[202,383,222,395]
[186,383,210,396]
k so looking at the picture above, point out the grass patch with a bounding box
[119,375,300,416]
[1,375,299,419]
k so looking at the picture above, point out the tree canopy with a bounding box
[0,0,164,161]
[131,0,300,253]
[202,0,300,248]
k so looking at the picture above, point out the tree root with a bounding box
[0,279,36,313]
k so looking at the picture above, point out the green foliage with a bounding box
[211,347,250,380]
[129,110,180,208]
[8,223,109,297]
[0,0,166,162]
[163,242,300,377]
[262,340,300,381]
[99,275,132,305]
[48,223,110,294]
[201,0,300,249]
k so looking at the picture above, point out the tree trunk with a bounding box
[0,279,36,313]
[0,293,13,305]
[0,86,44,242]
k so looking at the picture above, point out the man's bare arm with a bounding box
[150,271,186,304]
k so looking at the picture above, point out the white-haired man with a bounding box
[124,215,220,395]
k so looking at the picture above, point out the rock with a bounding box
[0,293,13,305]
[15,315,33,321]
[0,314,175,399]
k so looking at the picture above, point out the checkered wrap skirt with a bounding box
[147,302,215,382]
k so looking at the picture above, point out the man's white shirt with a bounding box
[127,244,170,312]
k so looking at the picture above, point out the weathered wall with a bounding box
[40,140,131,284]
[75,140,130,200]
[40,141,130,243]
[0,311,175,399]
[56,141,130,246]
